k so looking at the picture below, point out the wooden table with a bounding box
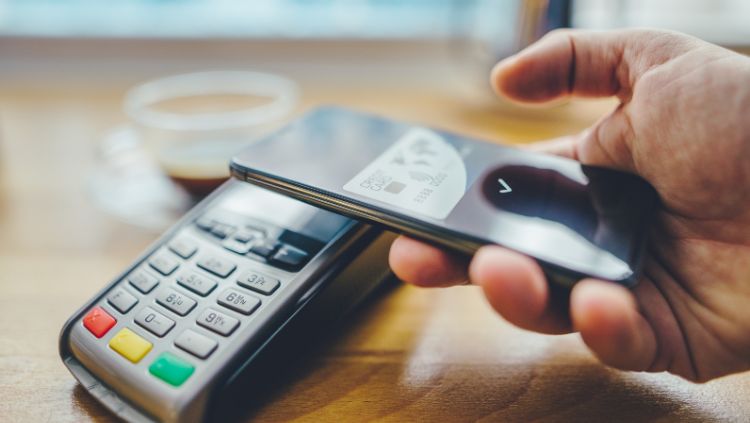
[1,82,749,422]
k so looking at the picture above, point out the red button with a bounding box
[83,306,117,338]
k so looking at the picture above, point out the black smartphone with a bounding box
[231,107,657,286]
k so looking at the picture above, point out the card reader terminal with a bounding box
[59,180,395,422]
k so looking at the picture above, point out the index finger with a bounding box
[388,236,470,287]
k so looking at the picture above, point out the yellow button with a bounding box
[109,328,153,363]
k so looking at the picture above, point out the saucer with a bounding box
[88,125,192,232]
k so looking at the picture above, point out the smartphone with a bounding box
[59,180,395,423]
[230,106,658,286]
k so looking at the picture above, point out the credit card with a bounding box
[343,128,468,220]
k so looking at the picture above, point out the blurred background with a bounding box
[1,0,749,232]
[1,0,748,88]
[1,0,749,236]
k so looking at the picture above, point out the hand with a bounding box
[389,29,750,382]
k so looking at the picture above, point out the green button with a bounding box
[149,352,195,387]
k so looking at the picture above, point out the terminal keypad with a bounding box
[77,212,302,389]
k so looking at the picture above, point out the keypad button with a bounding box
[177,271,218,297]
[197,308,239,336]
[109,328,152,363]
[245,224,266,236]
[271,244,309,269]
[248,239,280,258]
[210,224,235,239]
[107,289,138,314]
[83,306,116,338]
[196,255,237,278]
[233,229,261,243]
[237,270,280,296]
[222,239,250,255]
[168,238,198,259]
[195,216,215,231]
[149,352,195,387]
[217,288,261,316]
[135,307,175,337]
[149,253,180,276]
[175,329,218,359]
[128,270,159,294]
[155,288,197,316]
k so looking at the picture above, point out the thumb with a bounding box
[571,279,658,372]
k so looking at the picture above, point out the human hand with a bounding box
[389,29,750,382]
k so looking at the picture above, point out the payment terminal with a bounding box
[59,179,395,422]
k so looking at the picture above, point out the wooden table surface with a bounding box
[1,82,749,423]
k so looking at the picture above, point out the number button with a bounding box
[107,288,138,314]
[155,288,197,316]
[149,253,180,276]
[196,308,239,336]
[175,329,218,359]
[217,288,260,315]
[168,238,198,259]
[177,271,218,297]
[196,255,237,278]
[237,270,280,295]
[135,307,175,337]
[128,270,159,294]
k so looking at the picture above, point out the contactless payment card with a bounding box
[343,128,468,220]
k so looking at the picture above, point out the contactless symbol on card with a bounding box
[344,127,467,220]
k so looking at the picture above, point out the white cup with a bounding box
[124,70,298,194]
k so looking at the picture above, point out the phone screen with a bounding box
[231,107,657,283]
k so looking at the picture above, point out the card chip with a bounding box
[384,181,406,194]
